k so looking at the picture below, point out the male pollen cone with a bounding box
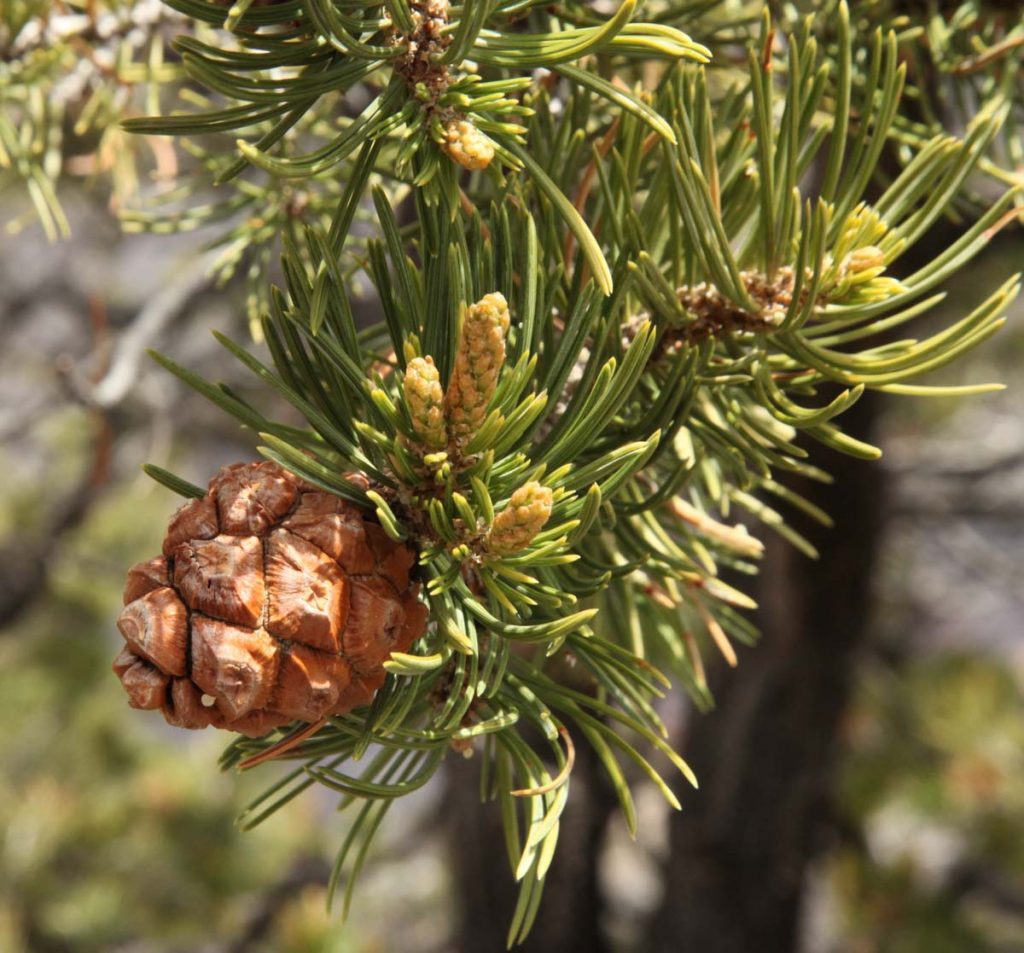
[113,462,427,738]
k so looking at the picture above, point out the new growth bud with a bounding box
[486,482,553,555]
[441,118,495,171]
[404,356,447,451]
[446,292,510,443]
[842,245,886,274]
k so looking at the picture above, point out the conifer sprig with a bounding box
[1,0,187,237]
[11,0,1021,942]
[128,0,710,187]
[842,0,1024,204]
[148,13,1018,885]
[121,0,710,292]
[520,9,1021,695]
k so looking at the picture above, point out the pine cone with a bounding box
[113,462,427,738]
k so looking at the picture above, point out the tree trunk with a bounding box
[446,729,617,953]
[650,394,885,953]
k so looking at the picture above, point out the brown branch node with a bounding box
[674,268,800,348]
[395,0,453,103]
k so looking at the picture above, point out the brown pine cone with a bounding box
[113,462,427,738]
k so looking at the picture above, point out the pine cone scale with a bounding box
[282,493,376,572]
[117,587,190,677]
[166,678,220,730]
[264,529,349,652]
[113,647,169,711]
[214,463,298,534]
[172,535,266,628]
[163,496,218,556]
[190,615,280,720]
[344,577,407,675]
[122,556,171,605]
[270,644,351,721]
[364,523,416,591]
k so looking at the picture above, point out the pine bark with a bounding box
[650,394,884,952]
[446,730,617,953]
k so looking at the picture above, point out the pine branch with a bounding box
[20,0,1018,942]
[1,0,190,236]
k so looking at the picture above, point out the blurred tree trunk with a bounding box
[445,396,885,953]
[645,182,973,951]
[649,394,885,953]
[446,730,617,953]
